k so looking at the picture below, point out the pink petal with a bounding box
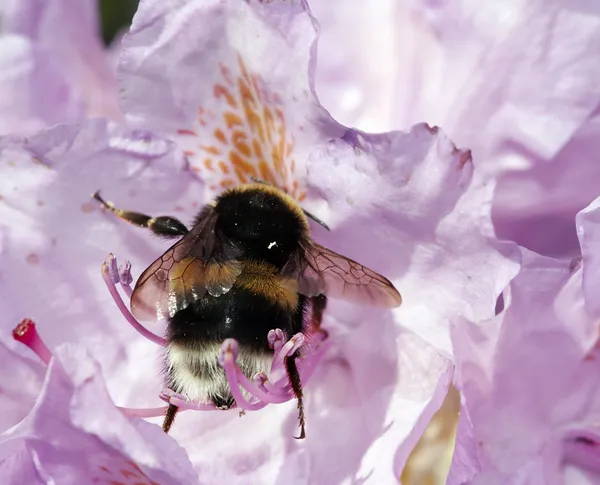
[348,328,453,481]
[0,120,203,409]
[393,1,600,159]
[314,0,600,150]
[0,344,197,484]
[493,107,600,258]
[0,34,82,135]
[446,409,481,485]
[119,0,342,199]
[0,0,120,124]
[0,443,45,485]
[1,2,521,482]
[312,1,600,257]
[0,341,44,434]
[449,247,600,482]
[310,0,399,132]
[576,196,600,318]
[305,125,519,355]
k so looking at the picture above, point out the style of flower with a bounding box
[0,0,517,483]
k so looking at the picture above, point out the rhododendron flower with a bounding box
[311,0,600,258]
[0,0,517,482]
[0,0,120,134]
[447,197,600,484]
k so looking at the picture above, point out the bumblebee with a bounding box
[94,183,401,438]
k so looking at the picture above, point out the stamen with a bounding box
[235,366,292,404]
[120,281,133,300]
[260,331,330,398]
[253,371,291,397]
[117,260,133,299]
[219,339,271,410]
[101,254,166,347]
[256,331,329,403]
[267,328,286,351]
[253,372,271,393]
[269,333,305,383]
[12,319,52,365]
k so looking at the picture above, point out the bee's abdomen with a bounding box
[166,261,307,351]
[165,340,273,405]
[164,262,308,404]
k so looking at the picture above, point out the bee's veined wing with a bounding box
[294,240,402,308]
[130,208,242,321]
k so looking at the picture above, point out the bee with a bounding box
[94,182,401,438]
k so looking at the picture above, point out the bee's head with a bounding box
[214,184,308,268]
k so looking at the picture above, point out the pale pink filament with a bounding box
[101,254,166,347]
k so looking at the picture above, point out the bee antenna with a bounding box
[250,177,270,185]
[303,209,330,231]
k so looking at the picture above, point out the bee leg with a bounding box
[162,404,179,433]
[310,294,328,331]
[284,352,306,439]
[93,191,188,238]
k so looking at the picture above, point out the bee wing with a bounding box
[295,241,402,308]
[130,208,242,321]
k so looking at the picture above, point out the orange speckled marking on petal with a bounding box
[93,458,159,485]
[259,160,276,182]
[230,151,257,177]
[252,139,264,159]
[121,469,140,480]
[175,53,305,199]
[219,63,235,86]
[214,129,227,145]
[214,84,238,109]
[201,145,221,156]
[26,253,40,265]
[177,129,198,137]
[224,112,243,129]
[81,201,95,213]
[219,161,230,174]
[232,130,251,157]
